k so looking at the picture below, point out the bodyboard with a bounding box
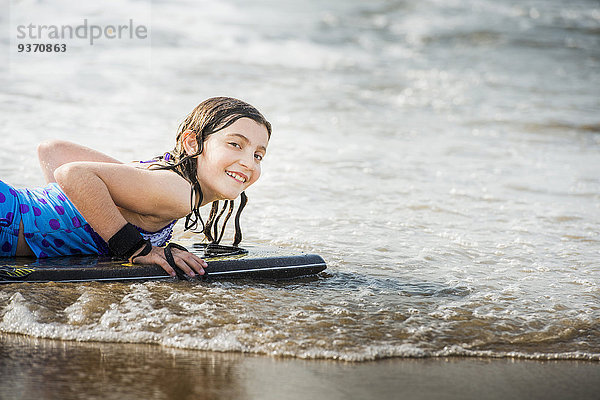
[0,243,327,283]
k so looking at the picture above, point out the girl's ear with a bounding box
[181,130,199,156]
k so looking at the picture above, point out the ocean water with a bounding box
[0,0,599,362]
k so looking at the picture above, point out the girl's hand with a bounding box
[132,245,207,277]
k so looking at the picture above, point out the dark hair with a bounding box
[154,97,271,246]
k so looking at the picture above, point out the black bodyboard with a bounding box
[0,244,326,283]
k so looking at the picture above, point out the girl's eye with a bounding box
[254,153,263,161]
[229,142,241,149]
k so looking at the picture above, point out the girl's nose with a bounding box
[239,151,255,169]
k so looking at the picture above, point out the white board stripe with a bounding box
[208,262,327,276]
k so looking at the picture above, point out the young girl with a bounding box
[0,97,271,278]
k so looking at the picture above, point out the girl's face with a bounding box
[194,117,269,203]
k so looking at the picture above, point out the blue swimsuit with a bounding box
[0,180,175,258]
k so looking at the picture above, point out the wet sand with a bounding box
[1,333,598,400]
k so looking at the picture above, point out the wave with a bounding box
[2,291,598,362]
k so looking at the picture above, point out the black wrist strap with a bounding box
[130,241,153,263]
[108,223,148,260]
[164,243,190,280]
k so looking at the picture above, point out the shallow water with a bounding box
[1,334,599,400]
[1,0,599,362]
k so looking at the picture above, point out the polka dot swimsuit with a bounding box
[0,180,175,258]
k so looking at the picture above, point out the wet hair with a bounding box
[153,97,271,246]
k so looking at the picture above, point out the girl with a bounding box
[0,97,272,278]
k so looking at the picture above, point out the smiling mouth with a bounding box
[226,171,247,183]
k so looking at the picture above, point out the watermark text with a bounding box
[16,19,148,45]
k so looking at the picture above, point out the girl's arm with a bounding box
[38,139,122,183]
[54,161,206,277]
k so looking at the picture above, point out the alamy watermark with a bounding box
[16,19,148,46]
